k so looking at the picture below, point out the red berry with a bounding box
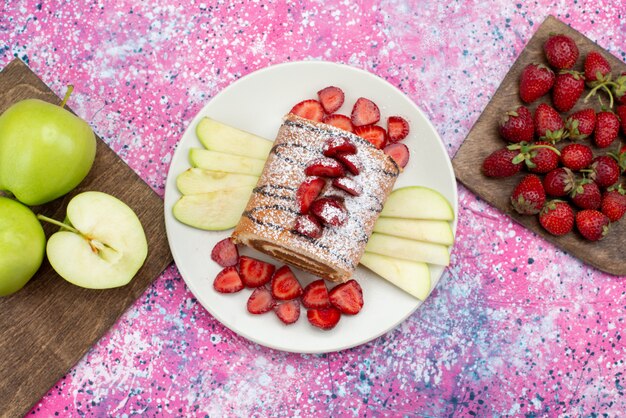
[211,238,239,267]
[510,174,546,215]
[539,200,575,236]
[351,97,380,126]
[571,180,602,210]
[576,209,610,241]
[328,280,363,315]
[294,214,323,239]
[387,116,410,142]
[534,103,565,142]
[307,306,341,330]
[301,279,331,309]
[247,287,276,314]
[544,34,579,70]
[290,100,324,122]
[617,105,626,136]
[322,136,356,157]
[310,197,347,227]
[322,114,354,133]
[552,70,585,112]
[275,300,301,325]
[499,106,535,143]
[332,177,362,196]
[354,125,387,149]
[482,148,522,178]
[239,256,276,288]
[213,266,244,293]
[565,108,596,141]
[527,141,560,174]
[383,143,410,168]
[543,167,576,197]
[304,158,345,177]
[594,111,620,149]
[584,51,611,83]
[296,177,325,214]
[519,63,555,103]
[601,187,626,222]
[334,153,360,175]
[270,265,303,300]
[560,143,593,171]
[589,156,620,189]
[317,86,345,114]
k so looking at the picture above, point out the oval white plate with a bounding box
[164,61,458,353]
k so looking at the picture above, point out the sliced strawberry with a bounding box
[210,238,239,267]
[322,136,357,157]
[296,177,325,213]
[383,143,410,168]
[310,197,347,226]
[304,158,345,177]
[334,153,360,175]
[332,177,362,196]
[329,279,364,315]
[239,256,276,288]
[290,100,324,122]
[213,266,244,293]
[317,86,345,114]
[351,97,381,126]
[301,279,331,308]
[271,265,304,300]
[307,306,341,330]
[387,116,410,142]
[322,114,354,133]
[354,125,386,149]
[294,214,323,239]
[247,286,276,314]
[275,300,301,325]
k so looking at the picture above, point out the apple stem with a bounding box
[60,85,74,109]
[37,214,80,234]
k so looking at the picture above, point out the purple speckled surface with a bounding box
[2,0,626,416]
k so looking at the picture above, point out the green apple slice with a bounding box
[172,185,253,230]
[176,168,259,195]
[360,252,431,300]
[365,233,450,266]
[189,148,265,176]
[380,186,454,221]
[373,218,454,245]
[42,191,148,289]
[196,117,273,160]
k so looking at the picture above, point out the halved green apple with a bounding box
[189,148,265,176]
[39,191,148,289]
[365,233,450,266]
[380,186,454,221]
[196,117,272,160]
[373,218,453,245]
[176,168,259,195]
[360,252,431,300]
[172,185,253,230]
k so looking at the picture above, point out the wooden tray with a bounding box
[453,16,626,276]
[0,59,173,417]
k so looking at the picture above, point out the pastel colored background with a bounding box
[2,0,625,416]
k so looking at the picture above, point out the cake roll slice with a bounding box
[232,114,400,282]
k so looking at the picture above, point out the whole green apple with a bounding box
[0,98,96,206]
[0,196,46,296]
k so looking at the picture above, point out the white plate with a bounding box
[164,61,458,353]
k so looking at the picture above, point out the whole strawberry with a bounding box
[519,63,555,103]
[594,111,620,148]
[586,155,620,189]
[610,142,626,172]
[552,70,585,112]
[539,200,574,236]
[576,209,610,241]
[526,140,560,173]
[543,167,576,197]
[534,103,565,142]
[616,105,626,136]
[565,108,596,141]
[571,180,602,210]
[613,73,626,105]
[601,185,626,222]
[482,148,522,178]
[560,143,593,171]
[511,174,546,215]
[499,106,534,143]
[584,51,611,84]
[544,34,579,70]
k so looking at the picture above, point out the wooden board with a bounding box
[453,16,626,276]
[0,59,173,417]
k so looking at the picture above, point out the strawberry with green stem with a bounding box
[539,200,575,236]
[482,142,559,178]
[510,174,546,215]
[576,209,610,241]
[534,103,567,143]
[565,108,596,141]
[583,52,617,108]
[601,184,626,222]
[519,63,555,103]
